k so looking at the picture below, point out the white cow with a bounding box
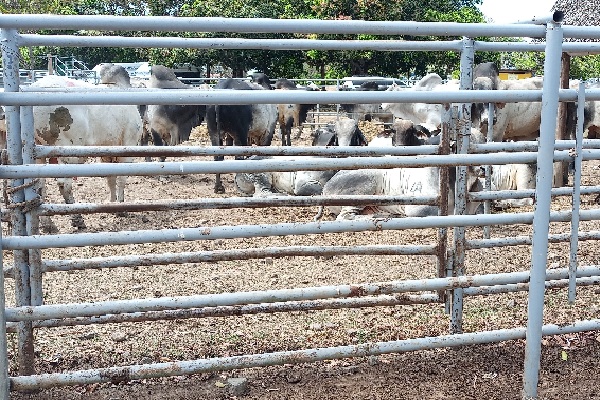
[381,74,460,132]
[31,72,143,230]
[489,163,536,208]
[472,76,544,142]
[235,118,367,197]
[318,121,484,220]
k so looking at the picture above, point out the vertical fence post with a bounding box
[1,28,36,377]
[438,104,451,308]
[450,36,474,334]
[20,106,43,307]
[568,82,584,304]
[482,102,495,239]
[0,214,10,400]
[522,19,563,400]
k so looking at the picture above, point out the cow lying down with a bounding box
[319,120,484,220]
[489,163,536,208]
[234,118,367,197]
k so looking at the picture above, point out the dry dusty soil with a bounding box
[5,122,600,399]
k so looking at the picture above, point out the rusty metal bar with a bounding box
[9,320,600,392]
[37,195,440,215]
[438,103,451,307]
[7,209,600,251]
[450,36,474,334]
[467,230,600,249]
[40,244,437,272]
[20,105,43,307]
[469,185,600,202]
[8,294,442,331]
[6,275,598,332]
[6,265,600,323]
[0,207,9,400]
[1,27,36,377]
[0,152,559,181]
[568,82,585,304]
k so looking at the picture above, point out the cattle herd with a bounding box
[3,61,597,231]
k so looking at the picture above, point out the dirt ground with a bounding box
[5,121,600,399]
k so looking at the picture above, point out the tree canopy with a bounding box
[3,0,600,80]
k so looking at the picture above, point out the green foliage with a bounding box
[570,55,600,80]
[27,0,600,82]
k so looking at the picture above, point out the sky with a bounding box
[477,0,557,24]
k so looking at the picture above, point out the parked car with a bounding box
[340,76,409,91]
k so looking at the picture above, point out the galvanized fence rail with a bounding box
[1,12,600,399]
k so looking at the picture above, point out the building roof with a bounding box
[552,0,600,42]
[552,0,600,27]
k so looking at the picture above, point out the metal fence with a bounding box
[1,12,600,399]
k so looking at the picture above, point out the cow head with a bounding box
[249,73,272,90]
[391,119,432,147]
[99,64,132,88]
[472,76,501,134]
[312,118,367,147]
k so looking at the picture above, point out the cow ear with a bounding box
[415,125,431,137]
[496,102,506,109]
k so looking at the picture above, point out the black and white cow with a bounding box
[319,120,484,220]
[207,77,278,193]
[234,118,367,197]
[30,73,143,231]
[144,65,206,161]
[274,78,317,146]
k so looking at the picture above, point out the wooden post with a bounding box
[554,52,570,187]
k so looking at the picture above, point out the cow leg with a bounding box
[283,120,293,146]
[104,175,127,202]
[57,177,86,230]
[151,129,167,163]
[294,124,304,140]
[214,136,235,194]
[336,206,368,220]
[35,178,59,234]
[139,126,153,162]
[249,172,278,197]
[107,175,128,216]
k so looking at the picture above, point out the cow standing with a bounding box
[207,77,278,193]
[472,75,544,142]
[274,78,317,146]
[381,74,460,132]
[144,65,206,162]
[30,70,143,231]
